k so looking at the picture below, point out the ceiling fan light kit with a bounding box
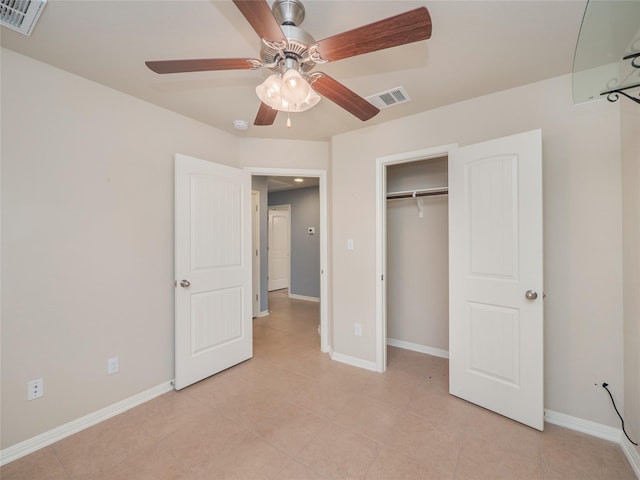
[255,58,321,113]
[145,0,432,127]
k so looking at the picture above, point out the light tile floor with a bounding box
[2,290,636,479]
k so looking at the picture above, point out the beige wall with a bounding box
[0,49,240,448]
[238,137,329,170]
[331,74,624,427]
[621,98,640,453]
[386,198,448,350]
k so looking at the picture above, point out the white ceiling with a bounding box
[0,0,587,141]
[266,175,320,191]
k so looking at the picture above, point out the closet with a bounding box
[385,155,449,358]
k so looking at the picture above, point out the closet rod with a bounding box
[386,189,448,200]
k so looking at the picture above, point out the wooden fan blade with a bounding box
[233,0,286,43]
[314,7,432,63]
[254,102,278,126]
[145,58,261,74]
[311,74,380,121]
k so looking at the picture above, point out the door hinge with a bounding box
[381,274,384,281]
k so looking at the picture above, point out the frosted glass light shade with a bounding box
[281,69,310,105]
[255,74,282,110]
[255,70,321,113]
[293,87,321,112]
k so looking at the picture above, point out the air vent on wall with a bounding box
[0,0,46,36]
[365,86,411,110]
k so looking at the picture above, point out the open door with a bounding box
[174,154,252,390]
[449,130,544,430]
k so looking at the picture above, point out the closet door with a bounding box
[449,129,543,430]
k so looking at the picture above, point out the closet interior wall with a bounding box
[386,156,449,356]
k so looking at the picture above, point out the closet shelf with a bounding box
[386,187,448,200]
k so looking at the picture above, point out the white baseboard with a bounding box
[621,436,640,479]
[288,293,320,303]
[544,409,621,442]
[329,348,378,372]
[256,309,270,317]
[387,338,449,359]
[544,410,640,479]
[0,381,174,466]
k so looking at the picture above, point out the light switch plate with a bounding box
[107,356,119,375]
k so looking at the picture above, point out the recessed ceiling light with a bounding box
[294,178,304,182]
[233,120,249,130]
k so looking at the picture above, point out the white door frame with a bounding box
[267,204,291,293]
[245,167,329,354]
[252,190,261,317]
[375,144,458,372]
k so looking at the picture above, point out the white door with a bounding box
[174,154,252,390]
[268,206,290,291]
[449,129,544,430]
[252,191,261,317]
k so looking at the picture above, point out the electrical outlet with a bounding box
[27,378,44,401]
[107,356,119,375]
[354,323,362,336]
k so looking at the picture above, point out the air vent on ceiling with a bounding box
[1,0,46,36]
[366,86,411,110]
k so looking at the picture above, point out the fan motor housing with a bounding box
[272,0,306,26]
[261,24,317,73]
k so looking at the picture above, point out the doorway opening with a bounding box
[246,167,328,354]
[375,145,456,372]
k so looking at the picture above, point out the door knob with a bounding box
[525,290,538,300]
[180,279,191,288]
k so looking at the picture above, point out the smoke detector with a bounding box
[233,120,249,131]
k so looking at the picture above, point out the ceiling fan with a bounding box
[145,0,432,127]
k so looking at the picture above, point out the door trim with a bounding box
[375,144,458,372]
[252,190,261,317]
[245,167,329,354]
